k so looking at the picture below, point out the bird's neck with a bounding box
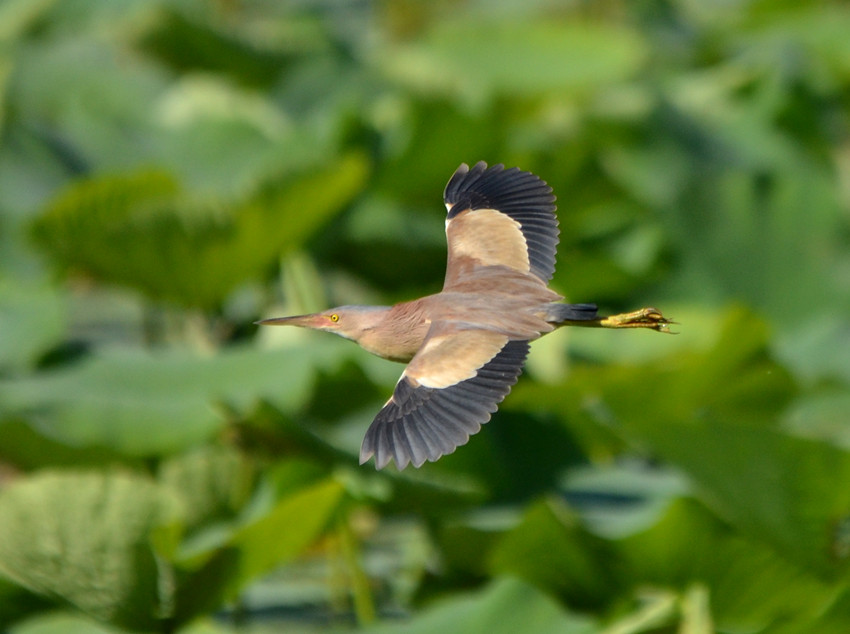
[356,301,430,363]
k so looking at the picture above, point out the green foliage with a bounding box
[0,471,180,630]
[363,576,598,634]
[490,499,623,608]
[1,0,849,632]
[0,339,354,457]
[0,463,346,632]
[31,155,369,309]
[171,477,345,626]
[382,19,648,101]
[0,280,64,372]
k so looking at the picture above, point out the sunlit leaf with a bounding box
[8,612,123,634]
[624,421,850,578]
[382,20,648,101]
[560,310,848,576]
[8,36,167,174]
[224,478,344,583]
[0,338,352,457]
[363,576,597,634]
[31,154,369,309]
[618,497,836,632]
[590,307,793,429]
[173,478,344,625]
[0,470,182,630]
[740,6,850,79]
[158,445,254,531]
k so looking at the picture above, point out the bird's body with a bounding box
[258,162,673,469]
[358,273,562,363]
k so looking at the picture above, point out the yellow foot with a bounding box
[598,307,677,333]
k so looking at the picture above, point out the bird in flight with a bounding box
[258,162,673,470]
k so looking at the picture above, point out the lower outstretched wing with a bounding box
[359,338,530,470]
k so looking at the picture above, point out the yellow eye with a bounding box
[330,314,339,322]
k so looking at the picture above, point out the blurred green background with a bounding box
[1,0,850,632]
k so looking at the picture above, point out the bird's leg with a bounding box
[597,307,676,333]
[564,307,676,333]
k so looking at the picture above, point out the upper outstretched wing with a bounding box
[359,331,530,470]
[443,161,559,285]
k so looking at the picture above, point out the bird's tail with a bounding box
[545,303,599,325]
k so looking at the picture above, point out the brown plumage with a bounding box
[258,162,673,469]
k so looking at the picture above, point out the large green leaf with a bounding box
[483,492,838,632]
[0,420,122,470]
[0,281,64,373]
[0,0,56,45]
[0,338,354,458]
[624,420,850,578]
[222,478,344,587]
[794,586,850,634]
[0,470,182,631]
[782,389,850,448]
[776,314,850,385]
[560,310,850,577]
[363,576,597,634]
[31,154,369,308]
[512,307,796,461]
[138,9,298,88]
[381,19,648,101]
[560,462,691,539]
[489,498,623,609]
[738,5,850,80]
[158,445,254,531]
[512,308,850,578]
[618,497,837,632]
[0,576,52,631]
[597,307,798,425]
[172,477,345,625]
[9,612,123,634]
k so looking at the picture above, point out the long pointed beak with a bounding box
[255,314,327,329]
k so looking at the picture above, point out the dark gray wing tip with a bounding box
[359,341,531,470]
[443,161,489,207]
[443,161,555,218]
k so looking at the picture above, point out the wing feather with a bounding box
[444,162,559,283]
[360,339,530,469]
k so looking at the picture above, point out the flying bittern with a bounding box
[258,162,673,470]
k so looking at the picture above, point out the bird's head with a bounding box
[255,305,389,343]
